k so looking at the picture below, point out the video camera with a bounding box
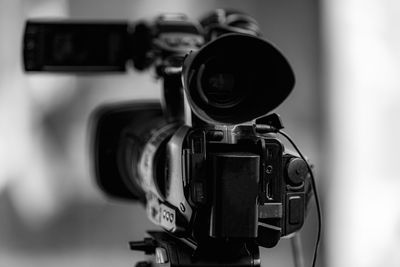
[23,9,318,267]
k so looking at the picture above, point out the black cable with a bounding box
[278,130,322,267]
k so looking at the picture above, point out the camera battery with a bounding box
[209,152,259,239]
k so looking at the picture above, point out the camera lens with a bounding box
[197,59,248,109]
[182,33,295,125]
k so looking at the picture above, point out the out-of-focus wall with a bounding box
[0,1,321,266]
[322,1,400,267]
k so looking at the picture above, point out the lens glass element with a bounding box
[197,59,248,109]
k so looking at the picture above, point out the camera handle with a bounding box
[130,231,261,267]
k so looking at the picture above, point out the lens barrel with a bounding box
[182,33,295,125]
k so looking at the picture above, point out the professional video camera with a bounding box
[23,9,321,267]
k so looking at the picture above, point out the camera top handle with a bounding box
[23,10,264,124]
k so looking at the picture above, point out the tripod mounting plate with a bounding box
[130,231,261,267]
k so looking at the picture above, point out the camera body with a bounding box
[93,100,308,249]
[24,9,312,266]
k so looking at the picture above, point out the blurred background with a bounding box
[0,0,399,266]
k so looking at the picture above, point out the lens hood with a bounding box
[182,33,295,124]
